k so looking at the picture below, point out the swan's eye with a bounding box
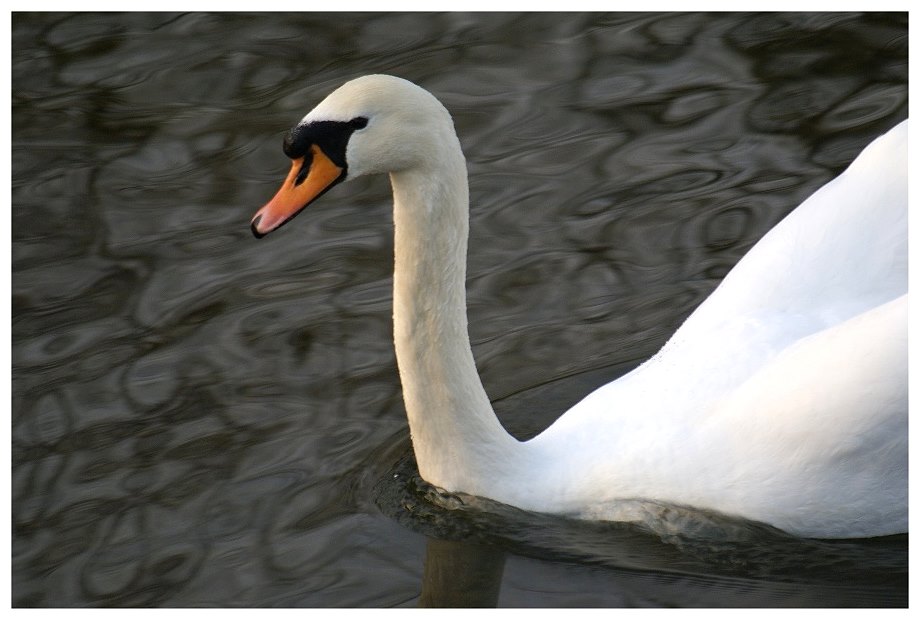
[350,116,368,130]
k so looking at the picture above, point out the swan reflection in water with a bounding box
[419,539,505,607]
[250,75,906,542]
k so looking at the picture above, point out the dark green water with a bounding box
[12,12,907,607]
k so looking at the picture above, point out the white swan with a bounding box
[251,75,907,539]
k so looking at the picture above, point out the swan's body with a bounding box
[251,75,907,539]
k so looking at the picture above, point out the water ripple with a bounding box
[12,11,907,608]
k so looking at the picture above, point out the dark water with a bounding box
[11,12,908,607]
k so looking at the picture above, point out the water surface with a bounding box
[11,12,908,607]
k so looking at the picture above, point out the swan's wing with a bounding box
[652,118,907,421]
[695,293,908,537]
[542,120,907,441]
[689,119,907,334]
[631,120,904,411]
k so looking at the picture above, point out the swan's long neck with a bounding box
[390,145,524,494]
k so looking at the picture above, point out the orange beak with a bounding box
[250,144,344,238]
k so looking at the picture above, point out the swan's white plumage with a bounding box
[266,75,907,539]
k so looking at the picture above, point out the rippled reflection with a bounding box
[12,12,907,607]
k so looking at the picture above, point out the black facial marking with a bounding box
[282,117,369,173]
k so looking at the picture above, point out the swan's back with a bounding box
[694,120,906,332]
[646,120,908,406]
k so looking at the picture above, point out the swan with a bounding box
[250,75,907,540]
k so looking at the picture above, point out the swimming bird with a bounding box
[251,75,907,539]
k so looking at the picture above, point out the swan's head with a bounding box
[251,74,457,238]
